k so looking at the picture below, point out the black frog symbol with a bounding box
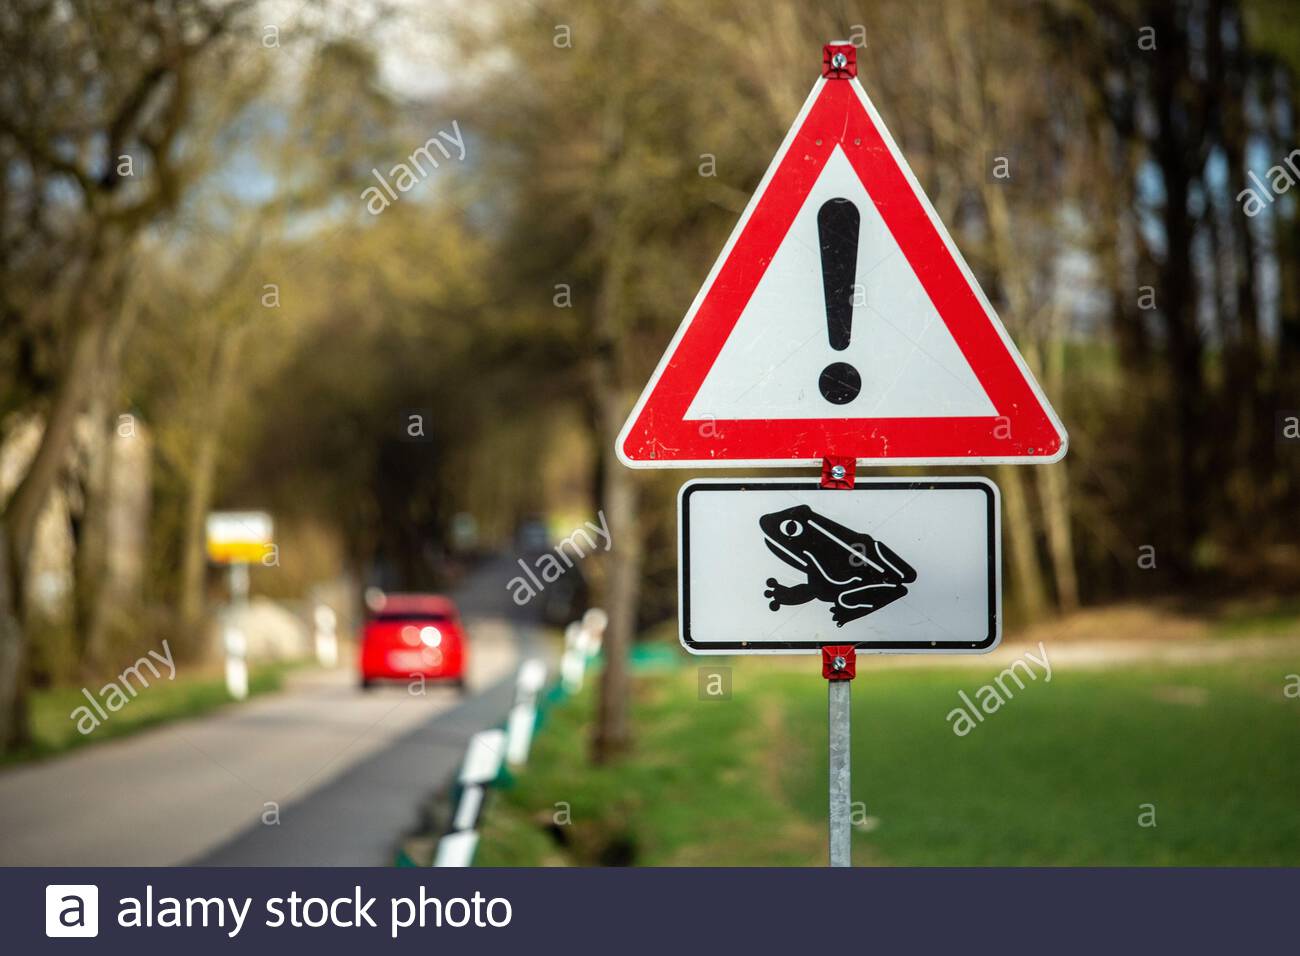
[760,505,916,627]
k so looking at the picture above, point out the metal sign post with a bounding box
[229,560,249,606]
[822,457,856,868]
[823,644,856,867]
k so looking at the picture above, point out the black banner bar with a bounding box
[12,867,1298,953]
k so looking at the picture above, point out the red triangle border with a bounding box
[618,76,1066,466]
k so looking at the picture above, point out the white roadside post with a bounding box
[434,728,507,867]
[459,728,507,789]
[517,657,548,698]
[561,621,586,693]
[452,784,485,831]
[453,730,507,830]
[581,607,608,656]
[433,831,479,868]
[224,562,250,700]
[506,659,547,766]
[223,616,249,701]
[313,603,339,668]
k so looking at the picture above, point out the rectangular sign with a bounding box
[205,511,274,565]
[679,478,1000,654]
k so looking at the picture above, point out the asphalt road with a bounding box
[0,556,547,866]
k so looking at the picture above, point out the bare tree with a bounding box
[0,0,253,749]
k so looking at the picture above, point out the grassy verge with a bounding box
[1,661,303,768]
[477,651,1300,866]
[479,672,821,866]
[1212,597,1300,639]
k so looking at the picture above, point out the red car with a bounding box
[359,593,467,691]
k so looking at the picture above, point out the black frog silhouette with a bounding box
[760,505,916,626]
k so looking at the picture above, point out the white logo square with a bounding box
[45,884,99,938]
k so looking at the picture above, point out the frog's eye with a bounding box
[780,519,803,537]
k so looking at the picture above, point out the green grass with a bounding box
[478,652,1300,866]
[1,661,301,768]
[778,658,1300,865]
[479,675,823,866]
[1212,598,1300,639]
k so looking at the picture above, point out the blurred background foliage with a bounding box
[1,0,1299,752]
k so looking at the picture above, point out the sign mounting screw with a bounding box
[820,456,856,489]
[822,42,857,79]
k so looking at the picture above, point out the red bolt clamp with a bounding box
[820,455,856,489]
[822,645,856,681]
[822,43,857,80]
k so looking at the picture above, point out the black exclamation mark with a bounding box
[817,198,862,405]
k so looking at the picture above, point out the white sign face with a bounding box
[679,478,1000,654]
[685,147,996,423]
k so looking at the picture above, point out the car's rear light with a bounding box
[420,626,442,648]
[400,625,421,647]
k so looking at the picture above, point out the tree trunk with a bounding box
[1037,463,1079,612]
[998,465,1047,623]
[178,328,241,640]
[75,397,115,670]
[178,425,220,635]
[75,329,118,671]
[76,293,141,670]
[1028,338,1079,612]
[5,314,111,574]
[0,524,29,751]
[0,270,115,749]
[588,52,640,765]
[960,49,1067,616]
[591,389,639,763]
[1149,3,1206,578]
[589,239,640,762]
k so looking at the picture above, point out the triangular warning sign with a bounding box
[618,46,1066,468]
